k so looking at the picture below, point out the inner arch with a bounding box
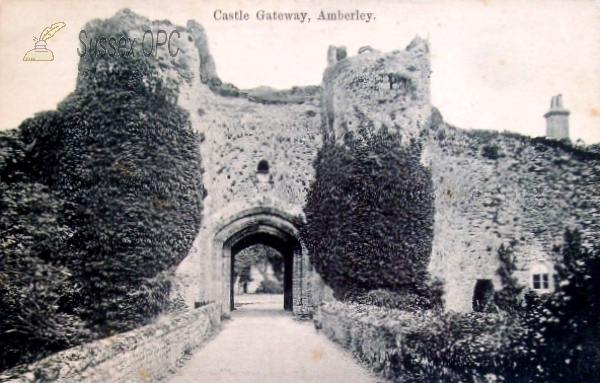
[230,232,300,311]
[214,208,306,314]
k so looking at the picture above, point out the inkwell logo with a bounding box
[23,22,66,61]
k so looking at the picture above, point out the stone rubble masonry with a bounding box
[168,31,322,313]
[0,303,221,383]
[322,36,431,146]
[424,125,600,311]
[29,9,600,319]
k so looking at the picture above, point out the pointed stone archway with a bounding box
[213,207,312,315]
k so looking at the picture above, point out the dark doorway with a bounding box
[472,279,495,313]
[257,159,269,173]
[230,232,297,312]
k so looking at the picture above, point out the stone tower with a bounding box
[322,36,431,145]
[544,94,570,140]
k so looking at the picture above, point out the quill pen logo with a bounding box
[23,22,66,61]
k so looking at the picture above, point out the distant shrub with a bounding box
[430,107,444,129]
[494,240,525,316]
[302,123,435,301]
[365,282,444,312]
[255,280,284,294]
[436,129,446,141]
[587,143,600,154]
[531,136,600,161]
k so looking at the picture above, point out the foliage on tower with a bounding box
[302,119,437,304]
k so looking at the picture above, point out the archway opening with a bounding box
[230,232,297,311]
[472,279,495,313]
[215,208,309,315]
[233,244,284,296]
[257,159,269,174]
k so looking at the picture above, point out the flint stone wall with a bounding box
[19,9,600,324]
[0,303,221,383]
[424,125,600,312]
[322,37,431,146]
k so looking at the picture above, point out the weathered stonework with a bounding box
[65,10,600,316]
[0,304,221,383]
[423,126,600,311]
[173,72,322,315]
[322,37,431,146]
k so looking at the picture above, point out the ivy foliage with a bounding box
[1,28,203,369]
[302,123,435,301]
[493,240,524,316]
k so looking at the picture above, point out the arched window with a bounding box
[530,263,550,291]
[257,160,269,174]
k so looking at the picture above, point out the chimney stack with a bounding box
[544,94,570,140]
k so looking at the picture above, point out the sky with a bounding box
[0,0,598,143]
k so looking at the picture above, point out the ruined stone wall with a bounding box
[322,39,431,145]
[73,10,323,310]
[172,70,322,309]
[191,95,320,307]
[423,124,600,311]
[58,10,600,315]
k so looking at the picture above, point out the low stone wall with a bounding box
[0,303,221,383]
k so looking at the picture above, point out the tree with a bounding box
[494,240,524,316]
[237,265,253,294]
[537,229,600,382]
[234,245,284,293]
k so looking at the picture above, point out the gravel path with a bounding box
[167,295,379,383]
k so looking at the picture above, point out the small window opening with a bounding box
[257,160,269,174]
[531,263,551,292]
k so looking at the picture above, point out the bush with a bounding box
[365,278,445,312]
[302,124,435,301]
[494,240,525,316]
[482,144,503,160]
[0,181,91,371]
[255,280,284,294]
[318,302,527,383]
[14,50,204,335]
[523,229,600,382]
